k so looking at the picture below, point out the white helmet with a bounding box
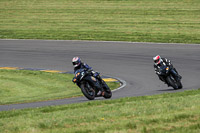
[153,55,162,65]
[72,57,81,68]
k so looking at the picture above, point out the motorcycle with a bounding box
[159,63,182,89]
[72,68,112,100]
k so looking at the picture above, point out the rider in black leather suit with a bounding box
[153,55,181,85]
[72,57,105,96]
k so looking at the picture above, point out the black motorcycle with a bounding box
[72,69,112,100]
[159,64,182,89]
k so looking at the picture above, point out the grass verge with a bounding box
[0,69,120,105]
[0,0,200,43]
[0,89,199,133]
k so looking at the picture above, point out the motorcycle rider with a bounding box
[153,55,181,85]
[72,57,105,96]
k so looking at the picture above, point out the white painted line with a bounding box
[111,77,127,92]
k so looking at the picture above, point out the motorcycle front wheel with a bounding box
[80,82,95,100]
[166,75,179,90]
[177,80,183,89]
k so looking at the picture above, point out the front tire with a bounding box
[166,75,178,90]
[80,83,95,100]
[177,80,183,89]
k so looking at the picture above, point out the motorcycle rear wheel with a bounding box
[101,80,112,99]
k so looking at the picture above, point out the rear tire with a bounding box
[104,91,112,99]
[80,83,95,100]
[101,80,112,99]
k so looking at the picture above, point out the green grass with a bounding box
[0,0,200,43]
[0,89,199,133]
[0,69,120,105]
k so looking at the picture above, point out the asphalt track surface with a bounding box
[0,40,200,111]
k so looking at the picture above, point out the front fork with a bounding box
[170,68,180,81]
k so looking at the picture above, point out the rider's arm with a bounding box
[154,65,160,75]
[84,63,99,76]
[163,58,172,67]
[83,63,92,70]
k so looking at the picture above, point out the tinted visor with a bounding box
[154,59,159,63]
[72,61,78,65]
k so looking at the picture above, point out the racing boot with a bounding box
[97,90,105,96]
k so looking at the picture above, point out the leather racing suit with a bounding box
[154,58,181,84]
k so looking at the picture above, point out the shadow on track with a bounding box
[157,88,176,91]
